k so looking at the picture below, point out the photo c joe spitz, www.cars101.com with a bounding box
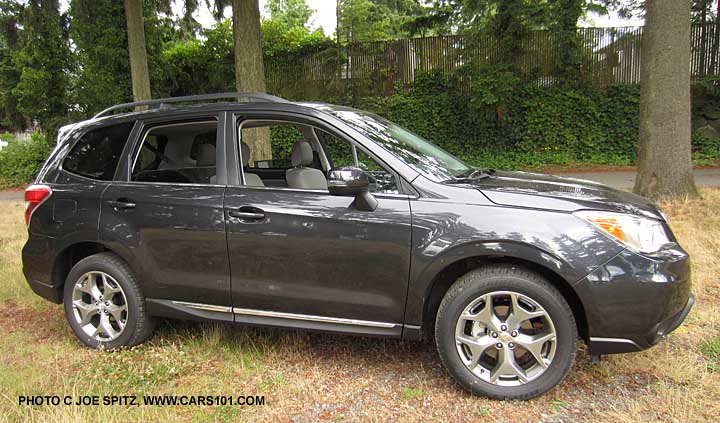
[21,92,693,400]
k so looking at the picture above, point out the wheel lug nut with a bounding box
[511,331,518,337]
[509,342,515,349]
[501,325,507,331]
[496,343,503,349]
[491,332,498,338]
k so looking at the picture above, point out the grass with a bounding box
[700,339,720,372]
[1,191,719,422]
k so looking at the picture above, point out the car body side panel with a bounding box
[224,187,412,323]
[99,182,231,306]
[404,195,626,328]
[22,172,110,300]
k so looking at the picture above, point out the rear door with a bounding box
[100,113,231,310]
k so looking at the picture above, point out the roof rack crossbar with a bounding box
[93,92,287,119]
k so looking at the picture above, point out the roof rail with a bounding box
[93,92,288,119]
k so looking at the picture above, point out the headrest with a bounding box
[290,141,313,167]
[241,142,250,166]
[196,144,215,167]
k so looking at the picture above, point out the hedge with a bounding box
[0,132,51,188]
[2,85,720,188]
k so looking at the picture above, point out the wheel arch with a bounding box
[51,241,132,302]
[415,247,589,344]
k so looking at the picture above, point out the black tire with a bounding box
[435,265,577,400]
[63,252,155,349]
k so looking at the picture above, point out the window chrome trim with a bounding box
[226,183,413,199]
[236,118,321,186]
[171,301,397,328]
[130,119,218,181]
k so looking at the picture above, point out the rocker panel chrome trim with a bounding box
[171,301,233,314]
[232,307,398,328]
[171,301,398,328]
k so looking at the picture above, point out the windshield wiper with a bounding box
[444,168,495,183]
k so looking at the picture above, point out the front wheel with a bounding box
[63,252,155,349]
[435,265,577,400]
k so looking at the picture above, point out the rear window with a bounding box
[63,122,134,180]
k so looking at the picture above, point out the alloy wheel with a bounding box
[454,290,557,387]
[71,271,128,341]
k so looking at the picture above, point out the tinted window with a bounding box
[240,124,306,169]
[317,129,398,194]
[311,105,473,182]
[63,122,134,180]
[131,121,218,184]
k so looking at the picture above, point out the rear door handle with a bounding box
[108,199,136,210]
[228,206,265,220]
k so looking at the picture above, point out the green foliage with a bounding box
[260,19,333,57]
[0,132,51,188]
[338,0,430,43]
[68,0,132,117]
[11,0,71,135]
[700,338,720,372]
[157,21,234,97]
[345,74,718,170]
[0,1,23,129]
[264,0,313,30]
[156,18,334,98]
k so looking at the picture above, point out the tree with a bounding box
[179,0,202,37]
[0,0,24,129]
[232,0,271,162]
[633,0,698,199]
[337,0,427,44]
[265,0,313,30]
[123,0,152,102]
[69,0,132,116]
[12,0,70,136]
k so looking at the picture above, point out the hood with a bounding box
[469,170,664,220]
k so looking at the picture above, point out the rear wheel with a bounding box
[435,265,577,400]
[63,252,154,349]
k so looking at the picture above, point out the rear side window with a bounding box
[63,122,134,180]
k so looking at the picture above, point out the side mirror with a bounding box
[327,166,378,212]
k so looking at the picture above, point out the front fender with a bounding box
[402,200,625,330]
[403,240,581,328]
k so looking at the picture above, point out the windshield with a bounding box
[315,106,473,181]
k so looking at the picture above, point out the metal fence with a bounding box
[265,23,720,99]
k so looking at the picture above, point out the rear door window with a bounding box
[63,122,134,180]
[131,120,218,184]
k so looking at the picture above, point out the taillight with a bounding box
[24,184,52,226]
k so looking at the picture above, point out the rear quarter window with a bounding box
[63,122,134,180]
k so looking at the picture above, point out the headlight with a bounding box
[575,210,672,254]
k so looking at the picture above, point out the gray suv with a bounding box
[22,93,693,400]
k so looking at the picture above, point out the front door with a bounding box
[224,117,412,333]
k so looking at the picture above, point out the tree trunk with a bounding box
[232,0,271,164]
[633,0,699,199]
[123,0,151,103]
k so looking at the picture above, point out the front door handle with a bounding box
[108,199,136,210]
[228,206,265,220]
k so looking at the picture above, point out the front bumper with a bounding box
[574,244,693,355]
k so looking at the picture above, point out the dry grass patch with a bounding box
[0,191,719,422]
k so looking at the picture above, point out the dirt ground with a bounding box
[0,192,718,422]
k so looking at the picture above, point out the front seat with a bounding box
[286,141,327,190]
[195,143,217,183]
[195,143,215,167]
[240,142,265,187]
